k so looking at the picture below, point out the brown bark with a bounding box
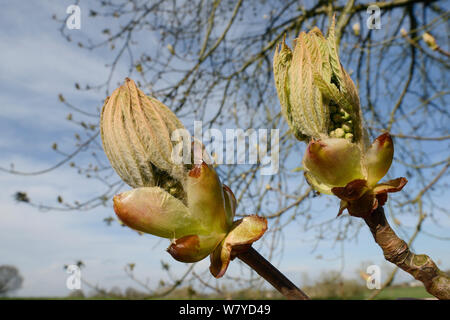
[237,247,310,300]
[364,207,450,299]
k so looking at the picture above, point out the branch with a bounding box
[264,187,312,219]
[367,206,426,299]
[363,207,450,299]
[237,247,309,300]
[399,162,449,205]
[0,131,100,176]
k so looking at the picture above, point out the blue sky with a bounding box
[0,1,448,297]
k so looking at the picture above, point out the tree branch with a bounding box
[237,247,310,300]
[364,207,450,299]
[367,205,426,299]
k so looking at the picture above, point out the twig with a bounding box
[237,247,310,300]
[145,264,196,299]
[363,207,450,299]
[367,205,426,300]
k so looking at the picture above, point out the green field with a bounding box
[0,285,436,300]
[371,286,434,300]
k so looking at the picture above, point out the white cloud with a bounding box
[0,154,180,297]
[0,1,129,133]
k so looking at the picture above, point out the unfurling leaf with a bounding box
[101,78,267,272]
[210,215,267,278]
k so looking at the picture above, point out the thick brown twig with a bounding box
[367,207,426,299]
[364,207,450,299]
[237,247,310,300]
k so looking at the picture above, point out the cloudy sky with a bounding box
[0,1,448,297]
